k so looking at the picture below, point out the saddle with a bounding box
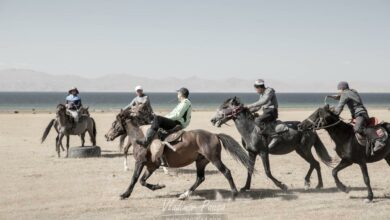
[148,125,184,163]
[259,120,299,135]
[351,117,388,154]
[157,124,184,143]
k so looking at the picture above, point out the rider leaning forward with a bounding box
[328,81,385,152]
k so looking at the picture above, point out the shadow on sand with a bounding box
[154,186,383,201]
[156,188,298,201]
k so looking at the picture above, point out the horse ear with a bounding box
[324,104,329,110]
[120,108,123,113]
[86,106,89,110]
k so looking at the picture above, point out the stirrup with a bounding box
[160,156,169,167]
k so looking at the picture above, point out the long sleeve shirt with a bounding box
[66,95,82,108]
[333,89,368,117]
[124,95,153,112]
[247,87,278,113]
[166,98,192,128]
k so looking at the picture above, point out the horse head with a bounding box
[211,96,246,127]
[56,104,67,115]
[300,104,340,130]
[105,109,128,141]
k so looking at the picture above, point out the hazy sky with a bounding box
[0,0,389,81]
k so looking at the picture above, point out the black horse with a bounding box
[299,105,390,202]
[211,97,334,191]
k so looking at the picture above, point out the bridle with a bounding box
[306,115,342,130]
[219,105,244,120]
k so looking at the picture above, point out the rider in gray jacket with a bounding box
[245,79,280,150]
[328,81,385,152]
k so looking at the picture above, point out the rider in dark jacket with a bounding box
[329,81,385,152]
[245,79,280,150]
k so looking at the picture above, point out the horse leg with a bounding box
[240,150,256,192]
[139,165,166,191]
[295,148,323,189]
[358,162,374,202]
[65,135,70,158]
[259,151,288,191]
[81,133,85,147]
[332,159,352,193]
[57,133,65,158]
[211,159,238,200]
[87,128,96,146]
[179,155,209,200]
[119,134,126,152]
[123,139,132,171]
[120,161,144,200]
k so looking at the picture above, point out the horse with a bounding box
[41,104,97,157]
[299,104,390,202]
[105,109,254,200]
[211,97,334,191]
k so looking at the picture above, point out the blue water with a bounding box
[1,92,390,111]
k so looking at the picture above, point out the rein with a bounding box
[307,117,342,130]
[221,106,244,120]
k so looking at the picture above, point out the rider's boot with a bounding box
[136,128,156,148]
[160,155,168,167]
[268,135,281,151]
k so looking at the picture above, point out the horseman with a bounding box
[327,81,385,152]
[124,85,153,112]
[65,87,82,123]
[245,79,280,150]
[136,87,192,148]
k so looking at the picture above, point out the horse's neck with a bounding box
[125,121,144,141]
[57,113,68,126]
[325,121,353,146]
[234,112,256,142]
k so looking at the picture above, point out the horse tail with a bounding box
[217,133,255,173]
[91,117,97,138]
[42,119,55,143]
[313,132,336,167]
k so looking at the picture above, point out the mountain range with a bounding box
[0,69,388,92]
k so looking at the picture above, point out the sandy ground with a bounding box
[1,109,390,220]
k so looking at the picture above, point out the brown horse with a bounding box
[105,109,253,200]
[42,104,96,157]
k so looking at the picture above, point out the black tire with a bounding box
[68,146,101,158]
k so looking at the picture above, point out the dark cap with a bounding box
[337,81,349,90]
[177,87,189,98]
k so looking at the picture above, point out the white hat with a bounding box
[134,85,143,91]
[254,79,265,86]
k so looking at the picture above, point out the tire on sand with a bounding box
[68,146,101,158]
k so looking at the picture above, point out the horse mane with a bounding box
[117,105,153,127]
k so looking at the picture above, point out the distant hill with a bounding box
[0,68,389,92]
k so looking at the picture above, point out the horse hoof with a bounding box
[120,193,129,200]
[304,182,310,190]
[281,184,288,191]
[153,184,166,190]
[178,191,191,200]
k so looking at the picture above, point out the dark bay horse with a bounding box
[105,109,254,200]
[211,97,334,191]
[299,105,390,202]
